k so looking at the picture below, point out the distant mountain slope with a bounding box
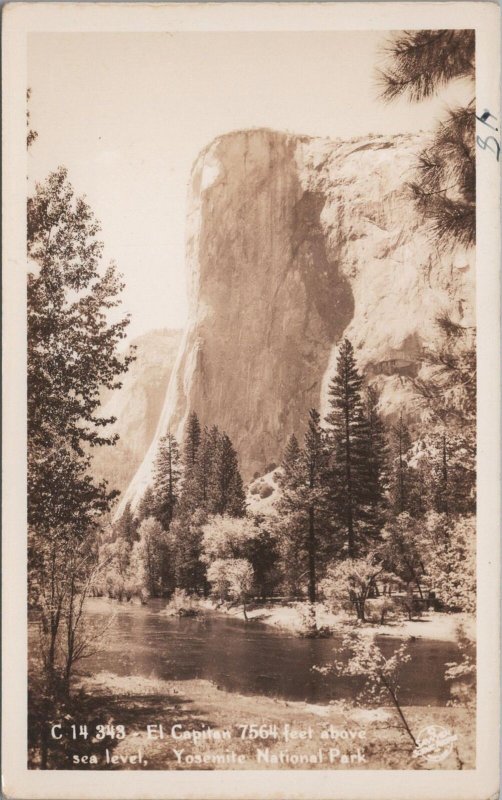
[91,328,182,496]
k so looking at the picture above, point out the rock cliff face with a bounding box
[92,329,182,495]
[121,128,474,510]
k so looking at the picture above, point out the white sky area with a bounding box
[28,32,472,341]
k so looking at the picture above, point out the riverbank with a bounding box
[199,599,475,642]
[54,671,473,770]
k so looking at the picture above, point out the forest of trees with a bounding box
[97,323,476,629]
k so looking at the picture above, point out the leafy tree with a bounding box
[201,514,280,600]
[201,515,258,561]
[380,513,426,598]
[325,339,369,557]
[169,508,208,594]
[379,30,475,250]
[424,513,476,612]
[27,167,133,688]
[206,558,254,620]
[320,556,388,622]
[314,631,417,747]
[151,432,181,529]
[244,516,281,599]
[126,538,149,602]
[135,517,170,598]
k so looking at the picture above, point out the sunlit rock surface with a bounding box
[92,328,182,496]
[121,128,474,511]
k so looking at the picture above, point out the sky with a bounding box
[28,32,471,341]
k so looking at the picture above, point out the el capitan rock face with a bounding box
[121,128,474,510]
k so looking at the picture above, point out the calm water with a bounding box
[80,599,461,706]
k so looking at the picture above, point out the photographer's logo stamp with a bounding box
[412,725,458,763]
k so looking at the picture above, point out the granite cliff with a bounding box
[120,128,474,510]
[92,328,182,495]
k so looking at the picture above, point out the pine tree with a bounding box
[210,433,246,517]
[184,411,201,470]
[151,432,181,529]
[169,508,208,594]
[136,485,155,525]
[389,413,413,515]
[364,386,389,535]
[114,502,138,545]
[379,30,475,250]
[194,425,220,510]
[281,434,302,488]
[325,339,369,558]
[304,409,327,602]
[277,411,330,603]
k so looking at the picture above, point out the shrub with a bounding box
[164,588,200,617]
[365,597,395,624]
[320,556,394,622]
[259,484,274,499]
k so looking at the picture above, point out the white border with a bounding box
[2,4,500,799]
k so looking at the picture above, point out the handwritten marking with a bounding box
[476,109,500,161]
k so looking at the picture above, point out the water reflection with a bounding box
[82,600,460,706]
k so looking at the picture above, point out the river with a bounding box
[80,599,461,706]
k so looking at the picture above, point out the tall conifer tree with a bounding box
[282,434,302,488]
[210,433,246,517]
[184,411,201,470]
[151,432,181,529]
[389,413,413,515]
[325,339,368,558]
[277,412,330,602]
[364,386,389,536]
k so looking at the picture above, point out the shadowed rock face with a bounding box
[121,128,474,510]
[184,130,354,476]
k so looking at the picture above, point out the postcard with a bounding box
[2,2,500,799]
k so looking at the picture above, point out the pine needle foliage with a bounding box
[378,29,475,251]
[378,30,474,103]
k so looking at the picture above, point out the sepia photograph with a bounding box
[2,3,500,799]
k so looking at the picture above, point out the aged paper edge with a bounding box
[2,2,500,799]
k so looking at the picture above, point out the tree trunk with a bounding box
[381,674,417,747]
[307,505,316,604]
[442,433,449,517]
